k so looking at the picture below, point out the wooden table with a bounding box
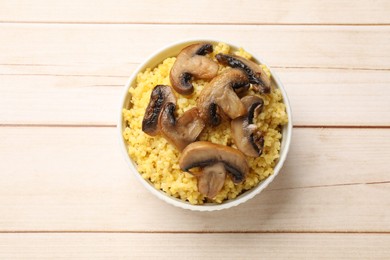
[1,1,389,258]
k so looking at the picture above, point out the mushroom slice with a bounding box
[179,141,249,184]
[159,103,205,151]
[142,85,176,136]
[216,53,271,94]
[197,68,250,126]
[170,43,219,95]
[197,162,226,199]
[231,96,265,157]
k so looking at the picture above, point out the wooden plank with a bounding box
[0,233,389,259]
[0,127,389,232]
[0,75,121,126]
[281,68,390,127]
[1,0,390,25]
[1,24,390,70]
[1,68,389,126]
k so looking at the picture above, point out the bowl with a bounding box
[118,39,293,211]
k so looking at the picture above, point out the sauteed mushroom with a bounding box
[142,85,176,136]
[216,53,271,94]
[179,141,249,187]
[231,96,265,157]
[170,43,219,95]
[197,68,250,126]
[159,103,205,151]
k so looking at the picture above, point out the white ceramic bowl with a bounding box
[118,39,293,211]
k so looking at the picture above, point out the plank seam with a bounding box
[2,67,390,79]
[294,125,390,129]
[0,124,116,128]
[2,64,390,71]
[0,73,128,78]
[0,231,389,234]
[1,124,390,129]
[1,21,390,26]
[268,181,390,192]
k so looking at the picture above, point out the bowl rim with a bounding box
[117,38,293,211]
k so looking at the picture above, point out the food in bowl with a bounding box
[122,41,288,205]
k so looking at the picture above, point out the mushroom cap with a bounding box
[159,103,205,151]
[142,85,176,136]
[231,95,265,157]
[170,43,219,95]
[179,141,249,183]
[197,68,250,126]
[216,53,271,94]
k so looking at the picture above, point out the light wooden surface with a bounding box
[0,1,389,259]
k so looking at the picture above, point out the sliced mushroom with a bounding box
[197,68,250,126]
[159,103,205,151]
[216,53,271,94]
[170,43,219,95]
[231,95,265,157]
[196,162,226,199]
[142,85,176,136]
[179,141,249,185]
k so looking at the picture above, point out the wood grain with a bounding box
[0,233,389,259]
[1,68,389,126]
[1,0,390,25]
[0,127,389,232]
[1,24,389,70]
